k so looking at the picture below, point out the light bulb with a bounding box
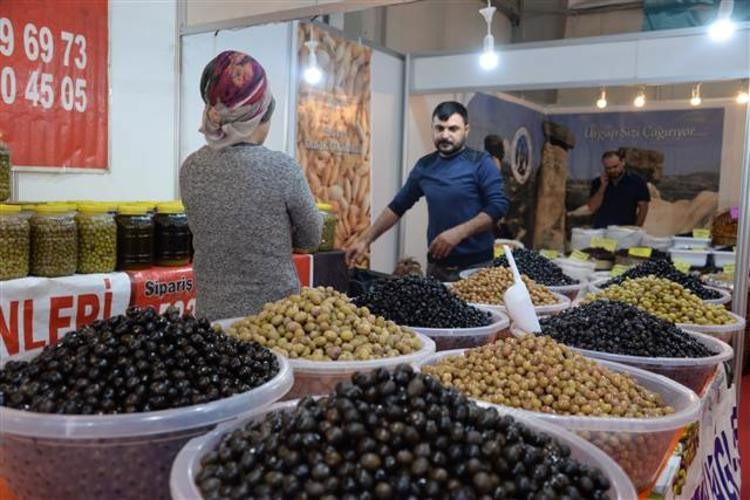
[303,64,322,85]
[634,93,646,108]
[738,90,750,104]
[690,95,702,106]
[596,90,607,109]
[709,18,735,41]
[479,49,499,70]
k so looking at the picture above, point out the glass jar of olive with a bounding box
[0,204,30,280]
[30,204,78,277]
[154,202,191,266]
[77,203,117,274]
[116,204,154,270]
[316,202,337,252]
[0,135,11,202]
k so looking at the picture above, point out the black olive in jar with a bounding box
[154,202,191,266]
[116,204,154,270]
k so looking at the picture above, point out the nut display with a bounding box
[0,307,280,414]
[30,206,78,277]
[0,206,30,280]
[493,248,577,286]
[539,301,715,358]
[584,277,735,325]
[196,365,613,499]
[423,336,672,418]
[226,287,422,362]
[452,267,559,306]
[77,205,117,274]
[602,258,721,300]
[352,276,491,329]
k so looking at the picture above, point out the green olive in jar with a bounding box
[77,204,117,274]
[30,204,78,277]
[0,205,30,280]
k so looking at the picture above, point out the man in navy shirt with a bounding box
[588,150,650,229]
[345,102,509,281]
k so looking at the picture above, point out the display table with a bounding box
[0,251,347,359]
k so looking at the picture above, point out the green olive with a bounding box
[77,214,117,274]
[30,214,78,277]
[0,215,30,280]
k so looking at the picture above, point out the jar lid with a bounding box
[35,204,75,214]
[78,203,110,214]
[316,202,333,212]
[0,204,21,214]
[156,202,185,214]
[118,204,148,215]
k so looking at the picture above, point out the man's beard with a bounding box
[435,138,465,155]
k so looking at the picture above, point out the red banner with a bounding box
[127,266,197,317]
[0,0,108,169]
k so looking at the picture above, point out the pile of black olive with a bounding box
[493,248,577,286]
[196,365,612,499]
[0,307,279,414]
[580,248,615,261]
[601,258,721,300]
[539,300,716,358]
[352,276,491,329]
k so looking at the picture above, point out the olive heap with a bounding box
[601,258,721,300]
[493,248,577,287]
[452,267,559,306]
[353,276,491,329]
[584,277,734,325]
[0,211,30,280]
[196,365,613,499]
[30,213,78,277]
[226,287,422,362]
[77,212,118,274]
[538,301,715,358]
[0,307,279,414]
[423,336,672,418]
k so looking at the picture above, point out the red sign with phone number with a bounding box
[0,0,108,169]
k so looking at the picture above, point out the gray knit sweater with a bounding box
[180,144,322,321]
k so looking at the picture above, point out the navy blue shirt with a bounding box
[589,171,650,229]
[389,148,509,267]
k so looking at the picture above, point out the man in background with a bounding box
[588,150,650,228]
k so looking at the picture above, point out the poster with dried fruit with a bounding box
[296,23,371,254]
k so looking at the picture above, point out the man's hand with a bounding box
[344,239,369,267]
[599,172,609,188]
[429,227,466,260]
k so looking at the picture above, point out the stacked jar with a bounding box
[154,202,191,266]
[30,204,78,277]
[116,204,154,270]
[316,202,337,252]
[77,203,117,274]
[0,134,10,202]
[0,204,30,280]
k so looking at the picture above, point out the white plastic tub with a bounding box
[215,318,436,400]
[641,234,673,252]
[417,350,700,493]
[554,257,597,283]
[588,279,732,307]
[711,249,736,269]
[571,227,605,251]
[171,400,637,500]
[549,281,588,301]
[606,225,643,250]
[409,309,510,351]
[677,312,747,346]
[669,248,709,267]
[471,292,571,319]
[672,236,710,249]
[0,349,293,500]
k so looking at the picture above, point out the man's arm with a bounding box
[429,212,493,260]
[344,208,400,266]
[587,176,607,213]
[635,202,649,227]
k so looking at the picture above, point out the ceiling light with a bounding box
[738,90,750,105]
[709,0,736,41]
[633,89,646,108]
[596,89,607,109]
[478,1,499,70]
[690,84,702,106]
[303,26,323,85]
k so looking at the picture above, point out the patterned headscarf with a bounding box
[199,51,274,149]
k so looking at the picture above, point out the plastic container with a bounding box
[0,348,293,500]
[316,202,337,252]
[409,309,511,351]
[472,292,571,319]
[0,204,29,280]
[417,350,700,492]
[154,202,191,266]
[641,233,673,252]
[589,278,731,306]
[671,236,710,249]
[549,281,587,301]
[668,247,709,268]
[605,225,643,250]
[30,204,78,277]
[571,227,605,251]
[0,134,10,201]
[214,317,436,400]
[677,312,746,346]
[76,203,117,274]
[711,249,736,269]
[116,204,154,270]
[553,257,597,283]
[171,399,637,500]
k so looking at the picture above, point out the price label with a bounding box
[692,228,711,239]
[590,237,616,253]
[0,1,108,169]
[539,249,559,260]
[628,247,653,258]
[610,264,630,277]
[493,246,503,258]
[674,260,691,274]
[724,263,736,275]
[570,250,590,261]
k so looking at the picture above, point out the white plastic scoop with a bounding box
[502,245,541,333]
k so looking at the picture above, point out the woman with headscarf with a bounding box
[180,51,322,320]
